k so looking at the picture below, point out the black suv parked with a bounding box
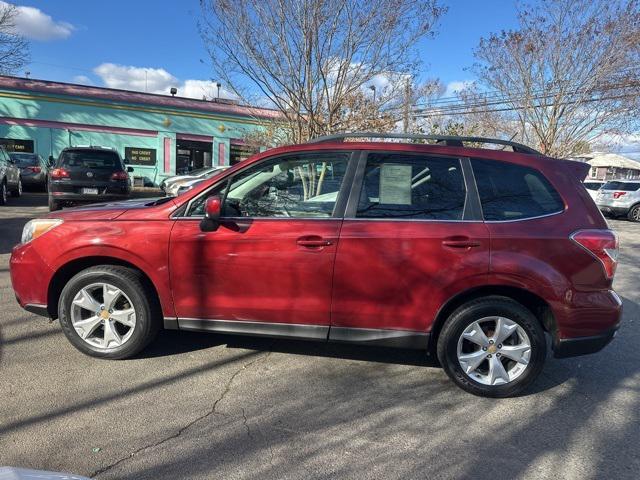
[48,147,133,211]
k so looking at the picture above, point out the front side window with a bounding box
[356,153,466,220]
[472,158,564,221]
[188,153,349,218]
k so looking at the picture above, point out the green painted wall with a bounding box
[0,88,267,185]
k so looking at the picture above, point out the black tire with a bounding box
[48,195,61,211]
[58,265,161,359]
[437,296,546,398]
[0,180,6,205]
[10,176,22,197]
[627,204,640,222]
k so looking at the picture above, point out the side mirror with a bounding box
[48,156,55,167]
[200,195,222,232]
[127,166,134,172]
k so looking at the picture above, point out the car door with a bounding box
[169,151,354,338]
[330,151,491,344]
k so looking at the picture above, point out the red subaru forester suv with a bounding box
[10,134,621,397]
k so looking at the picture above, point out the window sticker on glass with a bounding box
[379,164,412,205]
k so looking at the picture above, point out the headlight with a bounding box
[21,219,63,244]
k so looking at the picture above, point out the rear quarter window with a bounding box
[472,158,564,221]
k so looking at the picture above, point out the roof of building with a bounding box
[0,75,281,121]
[586,152,640,170]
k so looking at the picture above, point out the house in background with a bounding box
[581,153,640,181]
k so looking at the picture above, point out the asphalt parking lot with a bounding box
[1,192,639,480]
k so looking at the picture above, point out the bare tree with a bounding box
[0,3,29,75]
[200,0,445,143]
[471,0,640,157]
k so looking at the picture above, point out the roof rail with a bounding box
[307,133,540,155]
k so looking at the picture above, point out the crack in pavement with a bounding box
[241,407,253,440]
[91,351,271,478]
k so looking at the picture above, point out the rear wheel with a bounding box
[10,176,21,197]
[437,296,546,397]
[58,265,160,359]
[628,204,640,222]
[48,195,60,211]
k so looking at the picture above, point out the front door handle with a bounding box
[297,235,333,248]
[442,236,481,249]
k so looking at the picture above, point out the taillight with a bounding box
[50,168,70,179]
[613,191,627,199]
[571,229,619,279]
[111,171,129,181]
[28,166,41,173]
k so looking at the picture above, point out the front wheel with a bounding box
[628,205,640,222]
[437,296,546,398]
[58,265,160,359]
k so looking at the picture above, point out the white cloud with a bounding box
[94,63,177,94]
[1,1,75,40]
[72,75,92,85]
[443,80,474,98]
[93,63,236,100]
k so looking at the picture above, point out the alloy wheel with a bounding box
[17,178,22,195]
[1,182,6,203]
[70,282,136,349]
[631,206,640,222]
[456,316,531,386]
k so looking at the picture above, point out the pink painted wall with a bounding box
[218,143,226,166]
[164,137,171,173]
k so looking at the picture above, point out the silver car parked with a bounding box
[596,179,640,222]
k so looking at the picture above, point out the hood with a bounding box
[45,196,176,221]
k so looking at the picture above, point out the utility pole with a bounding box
[403,78,411,133]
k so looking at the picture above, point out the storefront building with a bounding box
[0,76,278,186]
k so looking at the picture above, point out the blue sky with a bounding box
[7,0,639,156]
[18,0,519,95]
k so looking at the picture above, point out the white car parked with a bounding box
[165,166,228,196]
[583,180,605,200]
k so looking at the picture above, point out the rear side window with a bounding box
[602,181,640,191]
[356,153,466,220]
[472,158,564,221]
[583,182,603,191]
[59,150,121,170]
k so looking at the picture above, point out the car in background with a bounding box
[160,166,224,193]
[9,152,49,191]
[48,146,133,211]
[166,166,228,196]
[583,180,605,200]
[0,145,22,204]
[596,179,640,221]
[11,133,622,398]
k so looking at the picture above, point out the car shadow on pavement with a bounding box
[108,296,640,480]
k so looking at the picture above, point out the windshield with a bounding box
[10,153,39,167]
[59,150,122,170]
[602,181,640,191]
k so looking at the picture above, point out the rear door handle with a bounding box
[297,235,333,248]
[442,237,481,249]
